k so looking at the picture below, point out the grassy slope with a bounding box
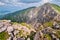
[51,4,60,13]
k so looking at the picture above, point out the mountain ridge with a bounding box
[1,3,60,23]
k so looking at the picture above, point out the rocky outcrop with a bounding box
[34,31,43,40]
[34,27,60,40]
[53,21,60,29]
[0,20,36,40]
[0,20,11,32]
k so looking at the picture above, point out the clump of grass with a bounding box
[16,30,29,38]
[0,31,9,40]
[43,21,53,27]
[44,34,51,40]
[21,23,31,29]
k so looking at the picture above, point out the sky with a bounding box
[0,0,60,15]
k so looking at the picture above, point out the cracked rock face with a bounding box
[0,20,11,32]
[7,26,14,33]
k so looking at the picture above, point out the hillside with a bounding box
[1,7,35,22]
